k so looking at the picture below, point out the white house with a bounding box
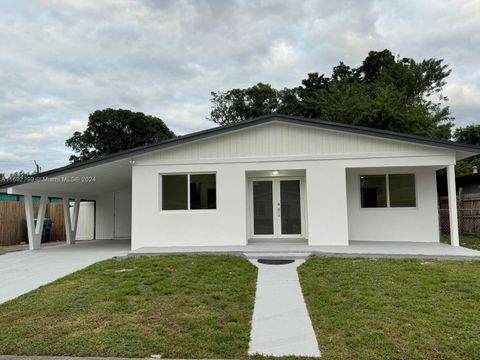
[2,115,479,251]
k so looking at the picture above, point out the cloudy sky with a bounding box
[0,0,479,174]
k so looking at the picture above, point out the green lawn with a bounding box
[3,255,479,359]
[441,234,480,250]
[0,255,257,358]
[299,257,480,360]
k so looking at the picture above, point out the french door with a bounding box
[250,178,304,238]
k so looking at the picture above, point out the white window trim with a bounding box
[159,172,217,212]
[359,173,417,210]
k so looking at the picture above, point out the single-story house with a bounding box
[1,114,479,251]
[455,172,480,195]
[438,171,480,196]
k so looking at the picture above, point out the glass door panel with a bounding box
[280,180,302,235]
[252,181,274,235]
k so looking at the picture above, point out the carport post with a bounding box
[447,164,459,247]
[63,197,81,245]
[24,194,48,250]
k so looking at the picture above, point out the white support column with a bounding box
[24,194,48,250]
[447,164,460,247]
[63,197,81,245]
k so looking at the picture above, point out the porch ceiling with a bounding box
[4,159,132,197]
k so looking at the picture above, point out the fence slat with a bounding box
[0,201,66,246]
[439,197,480,236]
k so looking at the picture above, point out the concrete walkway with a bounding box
[248,258,320,357]
[0,239,129,304]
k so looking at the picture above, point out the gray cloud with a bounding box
[0,0,479,174]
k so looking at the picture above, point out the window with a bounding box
[360,175,387,208]
[161,173,216,211]
[190,174,216,209]
[389,174,416,207]
[360,173,416,208]
[162,175,188,210]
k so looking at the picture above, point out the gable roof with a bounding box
[1,114,480,190]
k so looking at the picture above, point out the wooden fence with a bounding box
[49,203,66,243]
[0,202,66,246]
[439,192,480,236]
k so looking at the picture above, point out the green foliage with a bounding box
[441,235,480,250]
[209,49,454,139]
[454,124,480,176]
[66,109,176,163]
[454,124,480,145]
[455,158,480,177]
[209,83,282,125]
[3,170,32,182]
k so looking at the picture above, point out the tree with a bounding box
[454,125,480,176]
[66,109,175,162]
[209,83,282,125]
[208,49,454,139]
[0,170,33,183]
[454,125,480,145]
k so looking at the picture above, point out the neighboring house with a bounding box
[1,115,479,250]
[457,172,480,195]
[438,171,480,196]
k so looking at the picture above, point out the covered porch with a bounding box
[245,162,462,249]
[345,164,460,247]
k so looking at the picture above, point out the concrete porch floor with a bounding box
[129,240,480,259]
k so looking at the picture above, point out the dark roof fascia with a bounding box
[2,114,480,190]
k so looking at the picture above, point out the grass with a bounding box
[441,234,480,250]
[299,257,480,360]
[3,254,479,359]
[0,255,257,358]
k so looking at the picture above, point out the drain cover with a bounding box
[258,259,295,265]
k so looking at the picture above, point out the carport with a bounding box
[0,156,133,250]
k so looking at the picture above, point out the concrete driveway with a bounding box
[0,239,129,304]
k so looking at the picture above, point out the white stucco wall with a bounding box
[346,167,440,242]
[132,163,248,249]
[306,162,349,246]
[130,121,454,249]
[72,201,95,240]
[131,161,355,249]
[95,188,132,240]
[95,192,114,239]
[114,189,132,238]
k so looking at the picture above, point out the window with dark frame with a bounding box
[360,175,387,208]
[190,174,216,210]
[162,174,188,210]
[389,174,416,207]
[161,173,216,211]
[360,173,416,208]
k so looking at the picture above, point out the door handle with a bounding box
[277,202,281,217]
